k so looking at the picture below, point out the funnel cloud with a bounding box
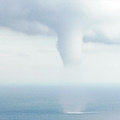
[57,24,83,65]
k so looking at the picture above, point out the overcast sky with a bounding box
[0,0,120,85]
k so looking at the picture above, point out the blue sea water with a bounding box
[0,85,120,120]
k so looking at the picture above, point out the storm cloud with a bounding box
[1,0,120,65]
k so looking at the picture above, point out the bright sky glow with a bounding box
[0,0,120,85]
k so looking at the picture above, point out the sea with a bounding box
[0,85,120,120]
